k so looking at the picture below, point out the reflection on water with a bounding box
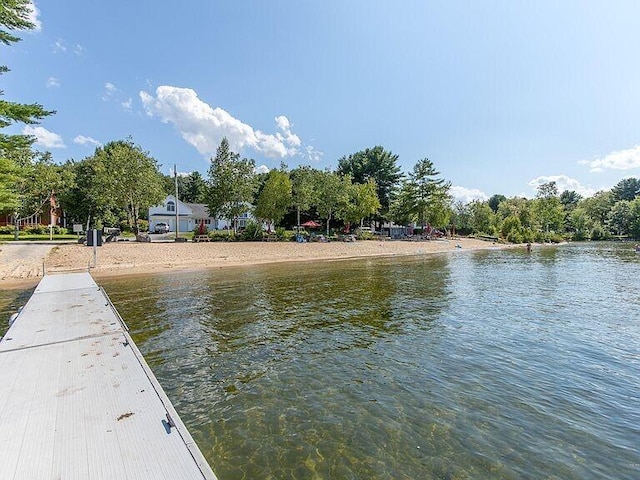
[95,244,640,479]
[0,287,34,338]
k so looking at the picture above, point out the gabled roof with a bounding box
[186,203,210,218]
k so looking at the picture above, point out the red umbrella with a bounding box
[301,220,321,228]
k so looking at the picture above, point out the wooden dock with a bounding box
[0,272,217,479]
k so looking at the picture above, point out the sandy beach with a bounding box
[0,237,509,288]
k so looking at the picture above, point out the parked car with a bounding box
[153,222,170,233]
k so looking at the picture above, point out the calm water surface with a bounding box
[5,243,639,479]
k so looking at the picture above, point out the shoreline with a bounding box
[1,237,514,289]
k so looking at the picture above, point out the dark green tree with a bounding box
[206,137,256,233]
[0,0,55,210]
[488,194,506,213]
[581,190,615,226]
[611,178,640,202]
[607,200,631,236]
[61,140,165,232]
[182,171,207,203]
[337,146,403,225]
[405,158,451,228]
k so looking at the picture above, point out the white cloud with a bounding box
[27,2,42,31]
[102,83,133,112]
[450,186,488,204]
[46,77,59,88]
[74,44,85,55]
[140,85,320,160]
[580,145,640,173]
[255,165,270,174]
[527,175,596,198]
[73,135,102,147]
[53,38,66,53]
[105,82,117,92]
[23,126,66,149]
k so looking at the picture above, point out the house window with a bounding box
[204,219,211,225]
[167,201,175,212]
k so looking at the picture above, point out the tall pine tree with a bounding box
[0,0,55,210]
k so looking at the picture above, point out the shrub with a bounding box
[24,224,47,235]
[209,230,232,241]
[572,230,589,241]
[241,221,264,241]
[275,227,291,241]
[506,230,523,244]
[356,230,375,240]
[590,224,609,241]
[0,225,14,234]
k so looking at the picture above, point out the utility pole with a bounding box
[174,164,180,240]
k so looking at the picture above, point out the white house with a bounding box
[148,195,255,232]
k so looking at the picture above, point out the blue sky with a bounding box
[9,1,640,202]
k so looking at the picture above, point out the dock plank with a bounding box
[0,272,217,480]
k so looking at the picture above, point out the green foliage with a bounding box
[315,170,350,236]
[501,215,522,241]
[533,182,564,234]
[208,230,235,241]
[468,200,496,235]
[337,146,403,223]
[206,137,256,233]
[590,223,609,241]
[241,220,263,240]
[338,178,380,228]
[290,166,319,228]
[275,227,291,241]
[17,224,67,235]
[182,171,207,203]
[0,1,55,210]
[61,139,164,232]
[581,191,614,226]
[488,194,506,213]
[254,169,292,230]
[628,198,640,240]
[137,219,149,233]
[355,229,375,240]
[611,177,640,202]
[607,200,631,236]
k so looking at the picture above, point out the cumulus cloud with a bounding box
[255,165,270,174]
[74,44,85,55]
[580,145,640,173]
[27,1,42,31]
[140,86,322,161]
[73,135,102,148]
[527,175,596,198]
[46,77,59,88]
[450,186,488,204]
[23,126,65,149]
[121,97,133,111]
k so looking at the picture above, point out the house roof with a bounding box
[186,203,209,218]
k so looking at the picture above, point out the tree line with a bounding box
[454,178,640,242]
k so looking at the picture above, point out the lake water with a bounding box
[3,243,640,479]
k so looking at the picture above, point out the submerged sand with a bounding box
[1,237,509,288]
